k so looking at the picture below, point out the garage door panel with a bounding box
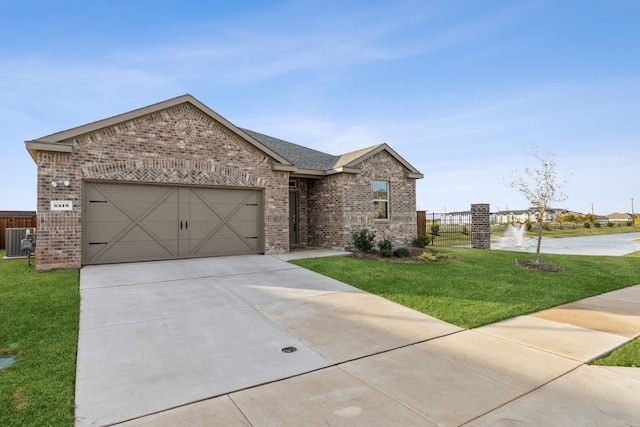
[118,226,177,243]
[192,237,258,256]
[86,220,135,241]
[85,203,130,222]
[119,201,178,219]
[84,183,262,265]
[89,241,178,264]
[193,188,250,203]
[228,207,260,222]
[86,220,177,241]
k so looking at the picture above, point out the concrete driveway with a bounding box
[75,254,462,426]
[75,254,640,427]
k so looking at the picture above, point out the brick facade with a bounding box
[36,104,289,270]
[30,96,422,270]
[301,151,417,250]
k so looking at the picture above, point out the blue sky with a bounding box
[1,0,638,215]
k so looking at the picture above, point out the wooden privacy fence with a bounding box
[0,212,37,250]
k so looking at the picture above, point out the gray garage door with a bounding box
[83,182,262,265]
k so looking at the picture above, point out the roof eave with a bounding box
[287,166,362,177]
[24,140,73,163]
[272,164,298,172]
[406,172,424,179]
[326,166,361,175]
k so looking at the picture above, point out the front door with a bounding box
[289,190,299,248]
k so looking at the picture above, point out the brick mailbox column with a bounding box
[471,203,491,249]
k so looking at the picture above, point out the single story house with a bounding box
[25,95,423,270]
[493,208,566,225]
[607,213,632,223]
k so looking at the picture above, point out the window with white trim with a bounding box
[373,181,389,220]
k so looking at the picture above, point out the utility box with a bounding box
[5,228,34,257]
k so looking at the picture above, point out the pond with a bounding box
[493,232,640,256]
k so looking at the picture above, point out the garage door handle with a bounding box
[180,221,183,230]
[185,221,188,230]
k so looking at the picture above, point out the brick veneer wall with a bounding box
[307,174,346,248]
[35,104,289,271]
[471,203,491,249]
[307,151,417,250]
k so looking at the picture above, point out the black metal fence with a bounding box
[417,211,472,247]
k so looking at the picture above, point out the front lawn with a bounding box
[292,247,640,329]
[591,338,640,367]
[1,246,638,425]
[0,252,79,426]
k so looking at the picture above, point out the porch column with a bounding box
[471,203,491,249]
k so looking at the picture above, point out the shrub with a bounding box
[626,220,632,227]
[412,233,432,248]
[378,236,393,258]
[430,223,440,235]
[525,221,533,231]
[583,221,591,229]
[394,247,410,257]
[607,222,615,228]
[594,221,601,228]
[378,237,393,251]
[380,248,393,258]
[416,251,437,262]
[353,228,376,252]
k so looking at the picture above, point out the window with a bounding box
[373,181,389,220]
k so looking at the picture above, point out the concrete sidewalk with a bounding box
[76,254,640,426]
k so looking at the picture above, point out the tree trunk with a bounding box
[535,219,543,263]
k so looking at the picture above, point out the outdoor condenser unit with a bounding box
[5,228,33,257]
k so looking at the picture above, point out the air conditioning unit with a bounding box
[5,228,33,257]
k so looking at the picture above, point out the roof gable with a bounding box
[24,95,422,179]
[25,94,293,167]
[336,144,423,178]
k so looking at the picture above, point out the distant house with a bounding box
[494,208,566,224]
[25,95,423,270]
[607,212,632,223]
[494,210,533,224]
[440,211,472,224]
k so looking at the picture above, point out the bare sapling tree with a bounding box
[508,144,570,263]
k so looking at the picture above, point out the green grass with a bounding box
[292,247,640,329]
[591,338,640,367]
[0,250,79,427]
[1,242,638,425]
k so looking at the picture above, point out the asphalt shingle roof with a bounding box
[241,128,384,172]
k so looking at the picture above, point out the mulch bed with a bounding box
[352,247,449,262]
[514,260,563,272]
